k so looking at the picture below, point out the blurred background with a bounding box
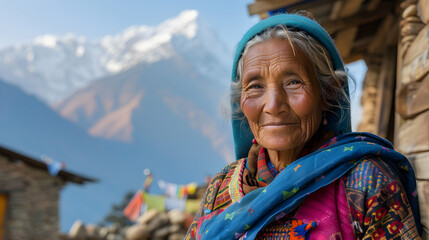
[0,0,381,239]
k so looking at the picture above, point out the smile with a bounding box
[260,123,297,127]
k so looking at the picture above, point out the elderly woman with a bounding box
[186,14,422,239]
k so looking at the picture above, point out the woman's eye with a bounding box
[249,84,262,89]
[289,80,301,85]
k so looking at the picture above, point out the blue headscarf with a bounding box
[231,14,351,160]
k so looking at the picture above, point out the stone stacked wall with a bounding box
[397,0,429,238]
[0,154,63,240]
[61,209,192,240]
[358,56,381,134]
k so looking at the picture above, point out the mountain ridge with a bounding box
[0,9,230,104]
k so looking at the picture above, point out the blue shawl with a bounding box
[199,132,421,239]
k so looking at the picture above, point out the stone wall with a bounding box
[61,209,193,240]
[358,57,381,134]
[396,0,429,238]
[356,0,429,237]
[0,154,64,240]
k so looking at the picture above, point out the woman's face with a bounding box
[241,38,325,152]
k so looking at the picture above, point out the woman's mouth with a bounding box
[260,122,297,127]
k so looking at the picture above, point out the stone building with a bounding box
[246,0,429,238]
[0,145,95,240]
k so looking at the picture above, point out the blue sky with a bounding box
[0,0,259,51]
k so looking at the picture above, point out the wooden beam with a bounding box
[374,48,396,138]
[367,0,382,11]
[329,1,343,20]
[368,14,396,54]
[340,0,365,18]
[409,152,429,179]
[248,0,301,16]
[353,35,374,50]
[416,179,429,234]
[397,111,429,154]
[335,27,358,58]
[343,53,364,64]
[286,0,333,15]
[386,17,399,46]
[357,60,381,133]
[321,1,392,34]
[341,35,373,63]
[306,3,332,19]
[259,12,269,19]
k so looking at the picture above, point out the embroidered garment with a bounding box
[185,133,421,239]
[254,178,353,240]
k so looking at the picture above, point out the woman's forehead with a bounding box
[242,39,314,74]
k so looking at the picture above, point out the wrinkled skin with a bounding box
[241,38,327,168]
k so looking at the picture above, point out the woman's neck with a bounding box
[265,128,329,171]
[267,147,303,171]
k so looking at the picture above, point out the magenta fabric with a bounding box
[294,178,355,240]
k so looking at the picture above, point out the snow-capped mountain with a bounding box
[0,10,235,229]
[0,34,106,104]
[0,10,230,104]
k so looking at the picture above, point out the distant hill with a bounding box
[55,55,234,162]
[0,77,229,230]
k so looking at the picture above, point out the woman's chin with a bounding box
[261,138,304,152]
[258,128,305,151]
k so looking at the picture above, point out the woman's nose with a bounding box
[263,87,289,115]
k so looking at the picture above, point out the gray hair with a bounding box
[230,25,350,122]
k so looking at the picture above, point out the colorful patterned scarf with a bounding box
[196,132,421,239]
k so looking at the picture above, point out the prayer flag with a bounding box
[185,199,201,214]
[47,161,65,176]
[123,191,143,221]
[42,155,65,176]
[158,180,179,198]
[143,174,153,191]
[187,183,197,195]
[142,191,165,212]
[165,198,186,211]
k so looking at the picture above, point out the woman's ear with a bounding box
[320,73,344,112]
[321,98,329,111]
